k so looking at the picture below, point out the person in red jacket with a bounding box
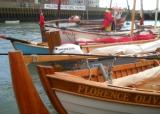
[39,11,45,27]
[102,9,114,32]
[39,10,46,42]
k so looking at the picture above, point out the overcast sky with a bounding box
[99,0,160,10]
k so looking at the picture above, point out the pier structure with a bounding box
[0,0,158,22]
[0,0,103,22]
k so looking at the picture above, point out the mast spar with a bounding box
[56,0,61,27]
[154,0,159,28]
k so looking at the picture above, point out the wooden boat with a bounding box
[45,18,128,44]
[11,41,49,54]
[9,51,50,114]
[45,24,157,44]
[37,58,160,114]
[0,31,159,56]
[9,51,160,114]
[9,51,102,114]
[45,25,133,44]
[0,36,49,54]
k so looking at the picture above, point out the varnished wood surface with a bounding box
[9,51,50,114]
[45,31,61,54]
[37,65,67,114]
[8,51,160,114]
[24,54,97,64]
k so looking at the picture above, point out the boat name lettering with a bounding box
[77,85,130,102]
[134,95,160,105]
[77,84,160,105]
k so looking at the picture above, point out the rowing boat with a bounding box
[8,51,160,114]
[37,59,160,114]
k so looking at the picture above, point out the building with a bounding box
[69,0,99,7]
[0,0,99,8]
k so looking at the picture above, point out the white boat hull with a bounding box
[5,20,20,24]
[56,91,160,114]
[59,29,100,43]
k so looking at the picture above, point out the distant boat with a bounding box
[5,20,20,24]
[12,41,49,54]
[45,21,130,44]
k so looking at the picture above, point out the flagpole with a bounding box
[154,0,159,28]
[56,0,61,27]
[140,0,144,25]
[110,0,112,8]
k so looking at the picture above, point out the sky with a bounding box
[99,0,160,10]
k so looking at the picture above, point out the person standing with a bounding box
[39,10,46,42]
[102,9,114,32]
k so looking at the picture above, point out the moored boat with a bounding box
[1,28,158,55]
[37,59,160,114]
[8,51,160,114]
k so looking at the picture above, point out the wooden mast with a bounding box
[154,0,159,28]
[56,0,61,27]
[140,0,144,25]
[9,51,50,114]
[130,0,136,36]
[110,0,112,8]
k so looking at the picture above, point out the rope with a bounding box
[85,59,92,80]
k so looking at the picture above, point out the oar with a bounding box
[22,53,160,64]
[0,35,31,44]
[0,51,159,64]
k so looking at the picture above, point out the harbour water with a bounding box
[0,22,57,114]
[0,21,159,114]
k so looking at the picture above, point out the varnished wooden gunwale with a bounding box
[24,54,97,64]
[37,65,67,114]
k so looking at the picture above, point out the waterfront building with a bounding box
[0,0,99,8]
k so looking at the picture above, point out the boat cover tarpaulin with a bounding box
[54,44,83,54]
[90,39,160,56]
[112,65,160,88]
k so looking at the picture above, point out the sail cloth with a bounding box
[112,65,160,90]
[90,39,160,56]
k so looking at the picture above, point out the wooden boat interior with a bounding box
[37,59,160,86]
